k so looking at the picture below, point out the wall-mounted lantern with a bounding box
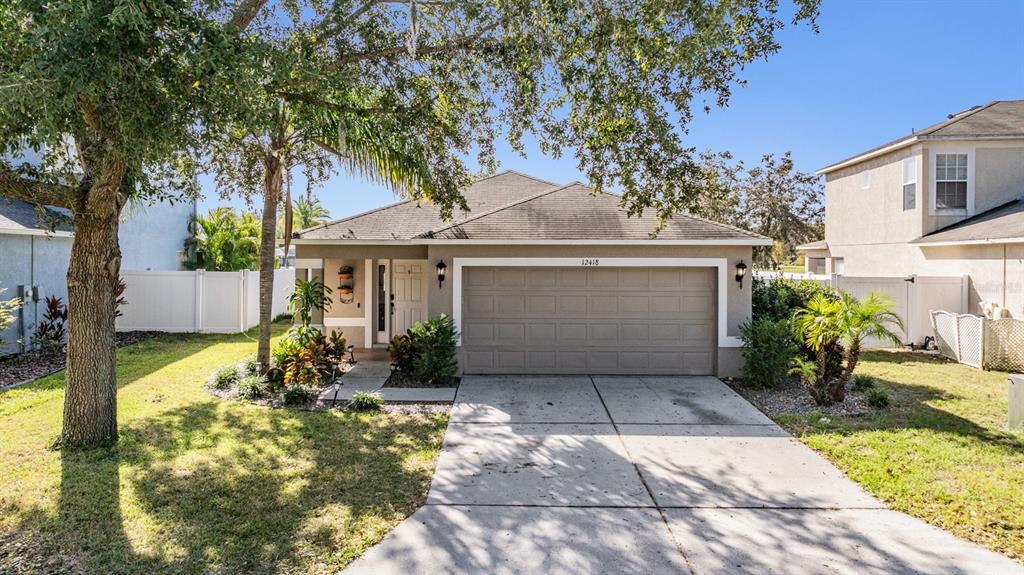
[735,260,748,289]
[436,260,448,288]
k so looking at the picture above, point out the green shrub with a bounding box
[866,386,891,408]
[208,365,240,390]
[740,318,799,388]
[409,314,459,386]
[387,334,416,373]
[271,336,302,367]
[237,374,269,399]
[282,384,317,405]
[853,374,878,391]
[348,391,383,411]
[237,355,259,377]
[753,276,836,322]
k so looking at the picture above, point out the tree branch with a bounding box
[323,20,499,71]
[0,170,80,209]
[226,0,269,32]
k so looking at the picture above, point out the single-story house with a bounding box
[292,171,770,377]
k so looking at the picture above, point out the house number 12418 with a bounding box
[581,258,600,266]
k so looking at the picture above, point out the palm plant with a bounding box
[0,289,22,345]
[836,291,904,384]
[291,195,331,231]
[792,291,903,405]
[288,277,332,328]
[187,208,261,271]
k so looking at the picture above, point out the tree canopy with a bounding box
[187,208,262,271]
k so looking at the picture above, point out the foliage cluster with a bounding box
[0,290,20,345]
[186,208,261,272]
[388,314,459,386]
[739,318,798,388]
[752,276,836,323]
[348,391,383,412]
[30,296,68,348]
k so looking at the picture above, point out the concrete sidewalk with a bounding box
[344,375,1023,575]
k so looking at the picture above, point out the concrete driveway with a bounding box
[345,375,1022,575]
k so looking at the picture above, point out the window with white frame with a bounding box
[934,153,968,210]
[861,170,870,189]
[902,157,917,210]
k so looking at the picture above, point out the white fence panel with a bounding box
[931,311,1022,371]
[117,271,199,332]
[834,274,966,347]
[117,268,293,333]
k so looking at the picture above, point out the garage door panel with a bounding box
[463,266,715,375]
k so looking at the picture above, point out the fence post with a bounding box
[195,269,205,332]
[239,270,248,333]
[960,274,969,314]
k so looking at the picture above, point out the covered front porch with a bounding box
[294,246,435,350]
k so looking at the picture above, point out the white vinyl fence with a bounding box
[116,268,293,333]
[834,275,966,346]
[931,311,1024,372]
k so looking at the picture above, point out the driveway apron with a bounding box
[344,375,1023,575]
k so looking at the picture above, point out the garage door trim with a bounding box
[451,257,740,348]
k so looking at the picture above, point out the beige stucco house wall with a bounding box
[815,100,1024,319]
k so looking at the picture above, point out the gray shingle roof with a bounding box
[296,170,559,240]
[0,196,73,234]
[819,100,1024,173]
[912,197,1024,245]
[298,171,767,243]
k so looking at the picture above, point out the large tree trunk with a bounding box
[62,160,126,448]
[256,149,284,372]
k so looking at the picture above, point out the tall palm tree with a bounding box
[292,195,331,230]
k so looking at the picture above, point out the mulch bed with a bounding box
[724,376,871,418]
[0,331,163,390]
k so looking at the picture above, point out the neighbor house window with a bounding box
[861,170,870,189]
[935,153,968,210]
[902,157,917,210]
[831,257,845,275]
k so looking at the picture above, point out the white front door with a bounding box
[392,260,427,335]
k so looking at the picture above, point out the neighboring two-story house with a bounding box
[798,100,1024,319]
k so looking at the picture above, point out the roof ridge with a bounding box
[468,169,560,188]
[918,100,1000,137]
[420,181,581,237]
[592,188,766,240]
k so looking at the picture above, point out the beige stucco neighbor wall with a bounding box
[425,244,754,378]
[823,140,1024,319]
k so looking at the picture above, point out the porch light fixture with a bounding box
[735,260,748,288]
[436,260,448,288]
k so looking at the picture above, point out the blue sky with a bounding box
[198,0,1024,220]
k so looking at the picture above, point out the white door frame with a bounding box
[451,257,740,348]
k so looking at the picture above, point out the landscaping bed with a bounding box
[726,375,871,417]
[0,331,162,389]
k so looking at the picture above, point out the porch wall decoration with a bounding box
[338,265,355,304]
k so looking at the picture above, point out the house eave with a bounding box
[818,134,1024,175]
[292,238,773,247]
[914,237,1024,247]
[0,228,73,238]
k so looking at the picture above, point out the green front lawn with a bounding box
[775,351,1023,561]
[0,328,448,574]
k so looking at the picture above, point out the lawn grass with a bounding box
[774,351,1023,561]
[0,327,448,574]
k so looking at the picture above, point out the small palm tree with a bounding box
[791,290,902,406]
[837,291,904,384]
[293,195,331,230]
[187,208,261,271]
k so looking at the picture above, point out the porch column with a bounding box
[364,258,373,348]
[294,258,325,329]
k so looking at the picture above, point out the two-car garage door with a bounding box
[461,267,716,375]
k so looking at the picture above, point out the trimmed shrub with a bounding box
[348,391,383,412]
[852,374,878,391]
[753,276,836,323]
[409,314,459,386]
[740,318,799,388]
[282,384,317,405]
[237,374,269,399]
[208,365,240,390]
[237,355,259,377]
[866,386,891,408]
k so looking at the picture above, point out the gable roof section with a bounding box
[818,100,1024,175]
[296,170,559,240]
[912,197,1024,245]
[0,196,73,236]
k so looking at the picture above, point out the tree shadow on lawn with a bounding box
[11,402,446,574]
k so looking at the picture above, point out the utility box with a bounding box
[1011,374,1024,431]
